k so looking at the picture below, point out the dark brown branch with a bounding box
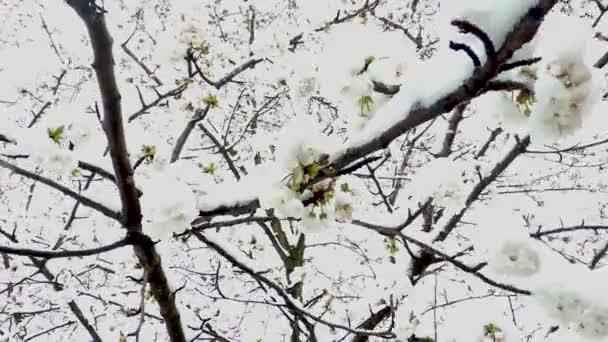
[525,136,608,155]
[0,133,16,144]
[0,159,121,221]
[170,105,211,163]
[198,198,261,219]
[591,241,608,269]
[366,164,394,213]
[352,306,394,342]
[531,225,608,238]
[189,53,263,89]
[198,123,241,180]
[498,57,542,73]
[372,81,401,95]
[315,0,381,32]
[481,80,531,94]
[449,41,481,67]
[121,42,163,86]
[27,101,52,128]
[399,232,531,295]
[437,103,467,157]
[127,84,187,122]
[0,237,130,259]
[66,1,186,341]
[452,19,496,62]
[375,16,423,49]
[475,127,504,159]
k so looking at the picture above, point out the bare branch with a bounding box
[0,158,122,221]
[0,237,130,259]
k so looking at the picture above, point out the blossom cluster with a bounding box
[260,115,357,232]
[318,22,417,131]
[478,13,600,142]
[17,114,99,179]
[533,266,608,339]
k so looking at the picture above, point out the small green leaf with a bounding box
[203,161,217,175]
[71,168,81,178]
[304,161,319,177]
[357,95,374,116]
[202,94,219,108]
[483,322,503,337]
[340,182,351,193]
[141,144,156,159]
[47,126,65,145]
[384,236,399,255]
[193,41,210,55]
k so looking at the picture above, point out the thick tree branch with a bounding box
[66,2,186,341]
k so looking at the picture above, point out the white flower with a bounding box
[292,76,319,100]
[141,175,198,239]
[260,186,306,219]
[67,115,97,146]
[277,194,306,219]
[29,142,78,178]
[250,30,289,58]
[276,114,337,171]
[301,204,335,233]
[528,12,600,142]
[529,73,591,140]
[334,190,354,223]
[432,177,467,209]
[296,143,319,167]
[409,158,470,210]
[535,288,592,324]
[488,239,541,277]
[477,91,529,131]
[340,75,392,120]
[572,306,608,338]
[368,57,410,85]
[318,21,415,101]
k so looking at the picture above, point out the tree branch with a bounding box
[66,2,186,341]
[0,237,131,259]
[0,158,121,221]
